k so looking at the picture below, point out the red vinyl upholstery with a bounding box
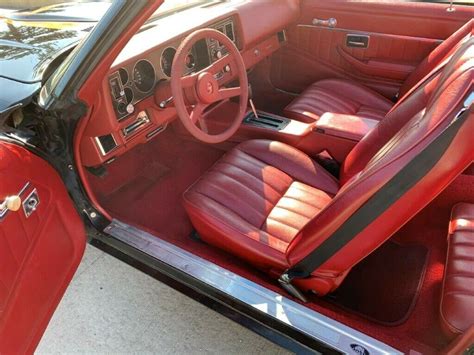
[184,39,473,296]
[440,203,474,338]
[184,139,339,270]
[284,19,473,124]
[283,79,393,123]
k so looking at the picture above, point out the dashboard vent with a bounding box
[95,134,117,156]
[277,30,287,44]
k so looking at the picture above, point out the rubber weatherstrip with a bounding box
[284,101,472,282]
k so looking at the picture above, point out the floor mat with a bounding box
[326,241,429,326]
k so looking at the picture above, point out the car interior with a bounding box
[73,1,473,353]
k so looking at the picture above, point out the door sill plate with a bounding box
[104,219,401,355]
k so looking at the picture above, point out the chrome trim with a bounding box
[312,17,337,28]
[122,111,150,137]
[104,219,402,355]
[146,123,167,140]
[22,188,40,218]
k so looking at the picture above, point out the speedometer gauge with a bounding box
[160,47,176,77]
[132,60,155,92]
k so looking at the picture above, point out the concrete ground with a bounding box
[36,244,290,354]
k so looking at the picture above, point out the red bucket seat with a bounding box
[283,19,473,124]
[183,40,474,296]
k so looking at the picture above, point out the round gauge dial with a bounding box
[132,60,155,92]
[118,67,128,85]
[160,47,176,77]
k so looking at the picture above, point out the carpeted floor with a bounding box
[86,128,474,354]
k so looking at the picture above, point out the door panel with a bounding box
[0,142,86,353]
[271,0,474,98]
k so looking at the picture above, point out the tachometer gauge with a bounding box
[160,47,176,77]
[132,60,155,92]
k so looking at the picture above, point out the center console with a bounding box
[201,101,379,163]
[243,111,290,130]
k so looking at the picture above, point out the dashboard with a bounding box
[80,0,300,167]
[109,18,238,122]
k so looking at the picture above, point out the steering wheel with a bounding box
[170,28,248,144]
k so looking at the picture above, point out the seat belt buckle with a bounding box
[278,273,308,303]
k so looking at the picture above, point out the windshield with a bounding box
[0,1,219,22]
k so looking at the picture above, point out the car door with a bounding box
[0,142,86,353]
[271,0,474,98]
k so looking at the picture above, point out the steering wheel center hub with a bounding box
[196,72,219,104]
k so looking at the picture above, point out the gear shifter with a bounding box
[248,84,259,119]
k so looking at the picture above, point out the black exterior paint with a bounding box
[0,3,99,112]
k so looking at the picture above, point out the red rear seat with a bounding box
[440,203,474,338]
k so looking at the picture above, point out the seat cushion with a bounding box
[183,139,339,271]
[440,203,474,338]
[283,79,394,123]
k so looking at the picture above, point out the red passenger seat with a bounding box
[284,19,473,124]
[440,203,474,338]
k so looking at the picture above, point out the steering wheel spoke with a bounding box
[190,103,208,124]
[209,55,236,76]
[217,86,241,101]
[181,73,198,89]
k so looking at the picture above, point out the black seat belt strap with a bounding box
[280,92,473,301]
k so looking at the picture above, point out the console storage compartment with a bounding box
[314,113,379,141]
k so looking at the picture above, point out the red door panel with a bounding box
[271,0,474,98]
[0,142,86,353]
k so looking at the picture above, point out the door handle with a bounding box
[312,17,337,28]
[346,34,369,48]
[0,195,22,215]
[0,182,31,221]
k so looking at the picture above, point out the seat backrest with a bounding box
[340,21,473,185]
[287,40,473,289]
[399,18,473,98]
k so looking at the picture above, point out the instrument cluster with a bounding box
[108,17,237,121]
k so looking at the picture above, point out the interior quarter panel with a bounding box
[0,142,86,353]
[271,0,474,97]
